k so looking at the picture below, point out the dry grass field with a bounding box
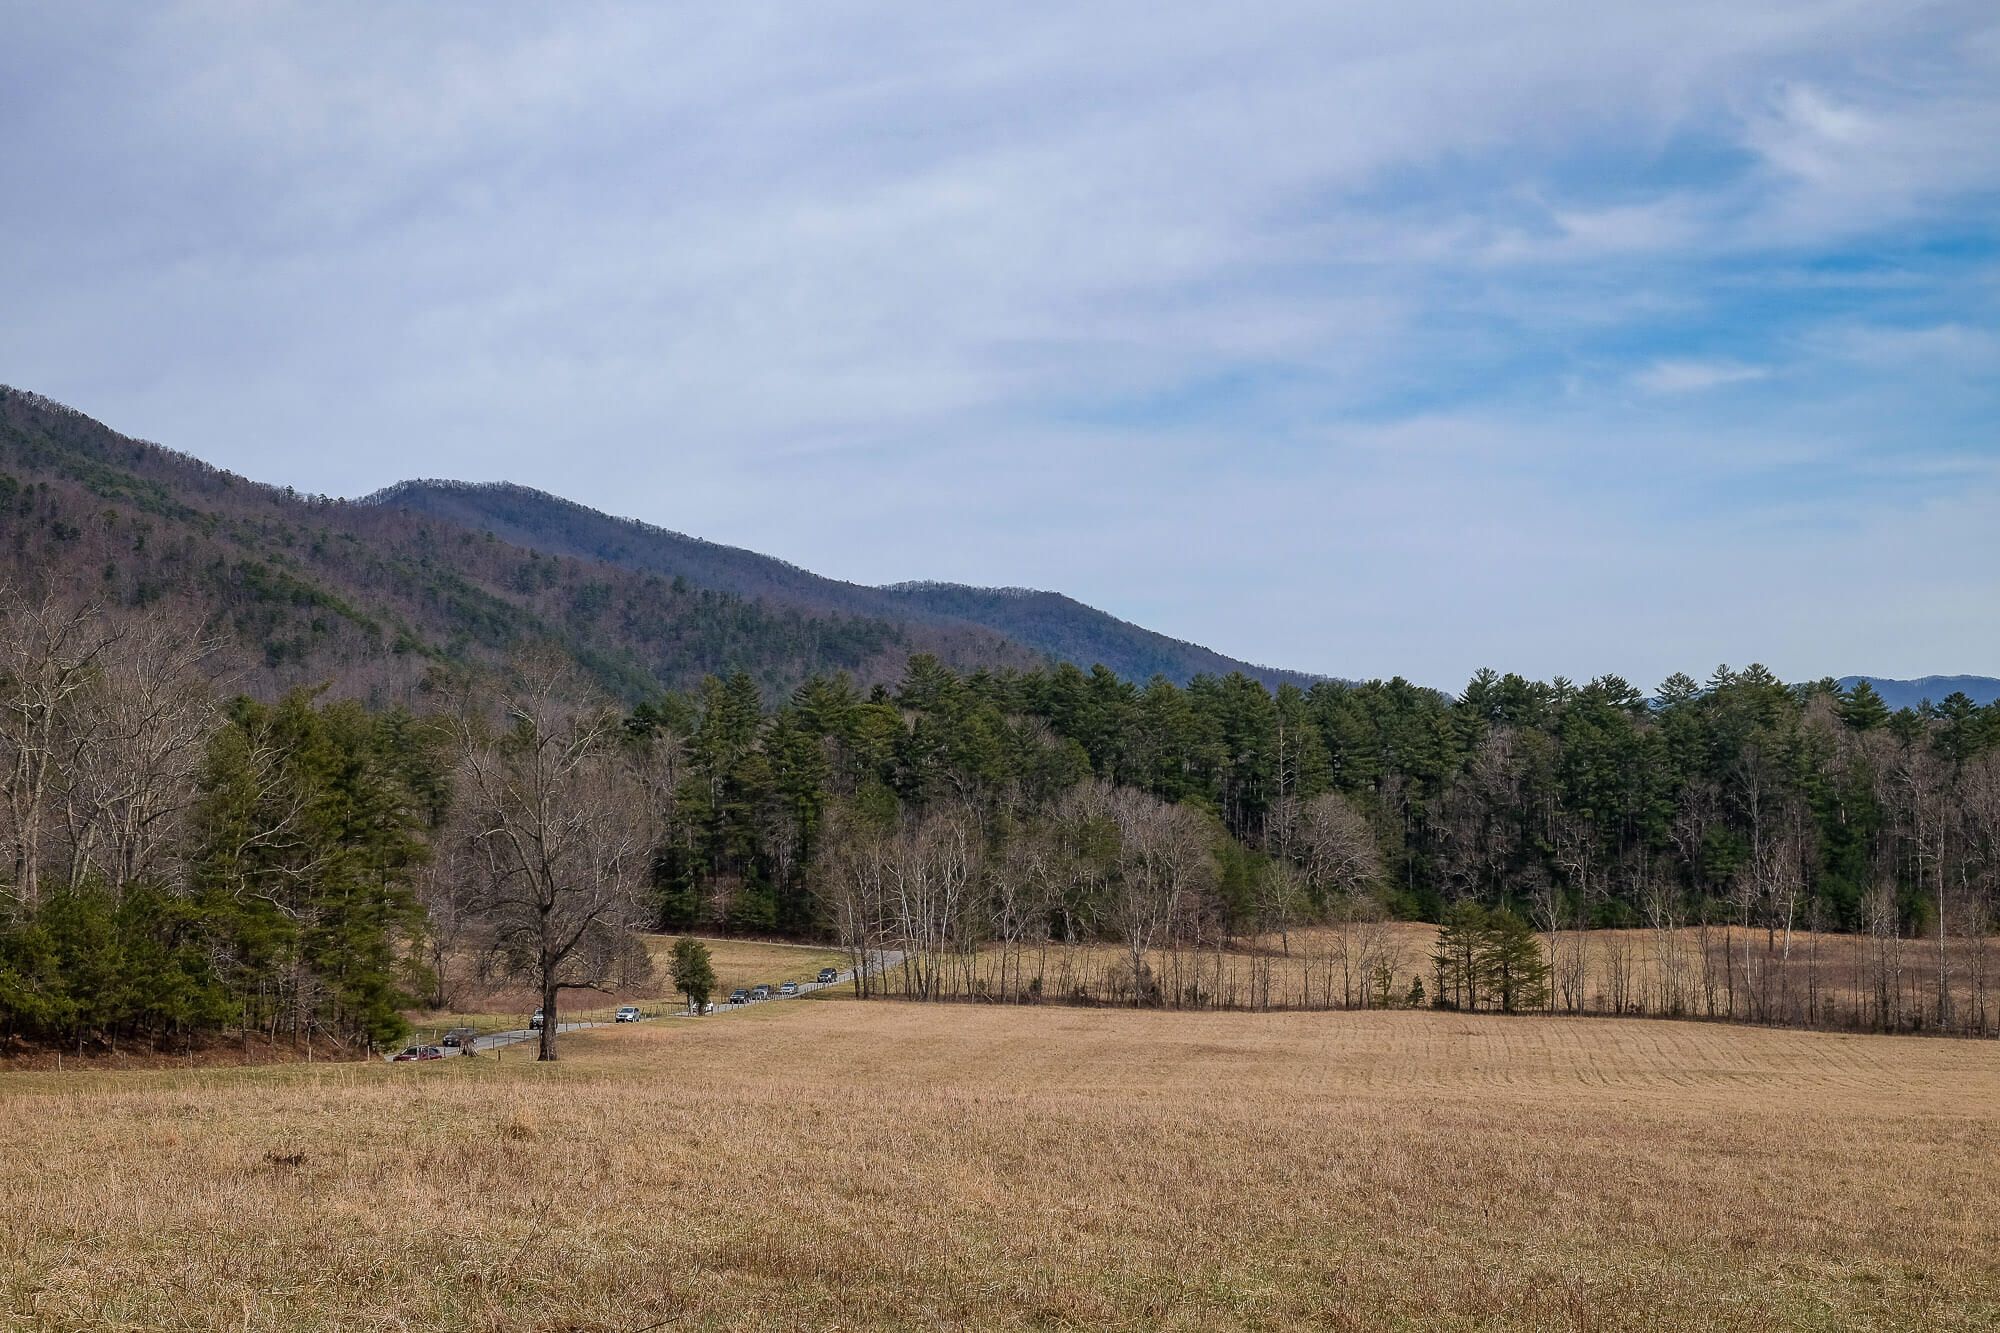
[3,1000,1998,1331]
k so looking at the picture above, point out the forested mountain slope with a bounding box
[878,581,1319,690]
[0,387,1034,701]
[367,479,1318,689]
[361,479,903,620]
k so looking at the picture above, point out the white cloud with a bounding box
[1632,359,1773,394]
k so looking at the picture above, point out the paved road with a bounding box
[468,1018,612,1054]
[699,949,902,1017]
[451,950,904,1055]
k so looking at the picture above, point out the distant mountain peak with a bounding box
[363,477,834,582]
[1836,675,2000,710]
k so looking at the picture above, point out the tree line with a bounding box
[5,586,1999,1056]
[644,655,2000,1033]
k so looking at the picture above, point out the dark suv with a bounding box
[728,989,750,1005]
[816,967,839,984]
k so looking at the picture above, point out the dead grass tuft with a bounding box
[501,1105,539,1142]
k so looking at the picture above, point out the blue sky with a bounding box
[2,2,1995,688]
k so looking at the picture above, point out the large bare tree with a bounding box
[453,658,654,1060]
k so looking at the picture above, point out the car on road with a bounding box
[439,1027,477,1052]
[728,989,750,1005]
[529,1011,544,1030]
[392,1045,445,1062]
[816,967,839,984]
[778,981,799,996]
[615,1005,641,1023]
[750,984,772,1001]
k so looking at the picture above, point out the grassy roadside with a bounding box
[399,936,854,1048]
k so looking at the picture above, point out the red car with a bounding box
[391,1045,445,1062]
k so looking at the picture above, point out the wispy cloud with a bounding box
[1632,359,1772,394]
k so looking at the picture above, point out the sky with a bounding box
[2,2,1996,691]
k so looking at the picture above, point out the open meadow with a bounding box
[3,999,1998,1331]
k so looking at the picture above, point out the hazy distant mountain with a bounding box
[369,480,1320,689]
[1837,675,2000,710]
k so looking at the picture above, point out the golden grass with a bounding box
[3,999,1997,1330]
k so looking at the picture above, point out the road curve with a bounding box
[459,950,905,1054]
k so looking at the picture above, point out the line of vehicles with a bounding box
[727,967,840,1006]
[391,967,844,1060]
[392,1025,476,1062]
[525,1005,644,1030]
[390,1004,643,1061]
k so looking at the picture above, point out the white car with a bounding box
[615,1005,641,1023]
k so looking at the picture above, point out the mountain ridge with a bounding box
[366,477,1322,690]
[0,387,1319,699]
[0,386,1027,702]
[11,386,1980,705]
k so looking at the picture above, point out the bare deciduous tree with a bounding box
[0,591,123,906]
[58,613,224,893]
[1103,786,1216,1005]
[452,658,654,1060]
[1277,791,1380,908]
[0,591,223,905]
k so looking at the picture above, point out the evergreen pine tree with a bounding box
[1481,907,1551,1013]
[1838,680,1890,732]
[671,936,717,1013]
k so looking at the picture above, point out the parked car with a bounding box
[816,967,839,984]
[728,989,750,1005]
[615,1005,641,1023]
[750,984,772,1001]
[392,1045,444,1062]
[778,980,799,996]
[528,1011,544,1030]
[439,1027,477,1052]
